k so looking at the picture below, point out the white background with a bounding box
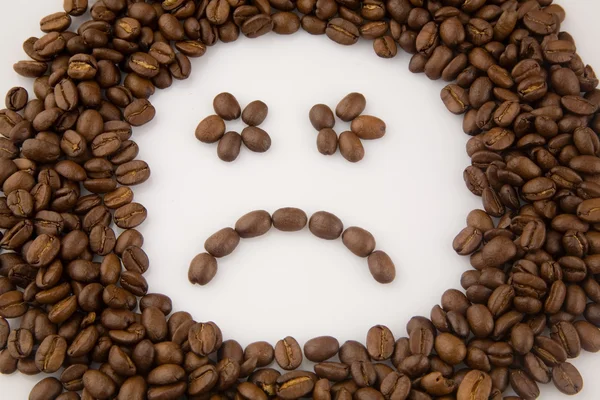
[0,0,599,398]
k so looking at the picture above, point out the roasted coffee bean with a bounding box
[241,126,271,153]
[275,336,302,370]
[242,14,273,38]
[189,253,218,286]
[552,362,583,395]
[339,131,364,162]
[213,92,241,121]
[305,336,339,362]
[241,100,268,127]
[309,104,335,130]
[351,115,385,140]
[277,371,315,399]
[326,18,359,45]
[29,377,63,400]
[336,93,366,122]
[367,251,395,284]
[309,211,343,240]
[35,334,66,373]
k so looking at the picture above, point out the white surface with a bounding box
[1,0,599,398]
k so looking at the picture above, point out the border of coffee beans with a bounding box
[196,93,271,162]
[188,208,396,285]
[311,93,387,162]
[0,1,599,399]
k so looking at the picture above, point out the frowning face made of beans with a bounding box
[1,1,600,400]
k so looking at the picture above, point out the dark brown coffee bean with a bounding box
[241,126,271,153]
[367,251,396,284]
[205,227,240,258]
[114,202,147,229]
[213,92,241,121]
[235,210,272,238]
[441,84,470,114]
[217,131,242,162]
[457,370,492,400]
[115,160,150,186]
[326,18,359,45]
[29,377,63,400]
[552,362,583,395]
[304,336,339,363]
[35,334,67,373]
[317,128,338,155]
[336,93,366,122]
[339,131,364,163]
[310,104,335,130]
[189,253,218,286]
[351,115,385,140]
[242,14,273,38]
[366,325,394,361]
[276,371,315,399]
[124,99,155,127]
[275,336,302,370]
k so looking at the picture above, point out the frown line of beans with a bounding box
[188,208,396,285]
[0,0,598,399]
[311,93,387,162]
[196,92,271,162]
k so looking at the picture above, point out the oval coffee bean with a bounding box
[189,253,218,286]
[309,211,343,240]
[213,92,241,121]
[336,92,366,122]
[241,126,271,153]
[217,131,242,162]
[309,104,335,131]
[304,336,339,362]
[367,251,396,284]
[205,228,240,258]
[274,336,302,370]
[339,131,364,162]
[342,227,376,257]
[235,210,272,238]
[242,100,268,126]
[351,115,386,140]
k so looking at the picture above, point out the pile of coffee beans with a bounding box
[310,93,387,162]
[189,208,395,285]
[196,93,270,162]
[0,0,599,399]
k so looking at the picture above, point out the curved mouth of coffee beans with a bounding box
[1,1,600,400]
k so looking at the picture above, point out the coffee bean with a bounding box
[5,88,28,112]
[29,377,63,400]
[205,227,240,258]
[115,160,150,186]
[317,128,338,155]
[242,14,273,38]
[8,328,33,359]
[242,100,268,126]
[341,227,375,257]
[35,334,66,373]
[272,12,301,35]
[441,84,470,114]
[326,18,359,45]
[275,336,302,370]
[336,93,366,122]
[351,115,386,140]
[113,202,147,229]
[309,104,335,130]
[189,253,218,286]
[213,92,241,121]
[304,336,339,362]
[453,226,483,255]
[367,250,396,284]
[241,126,271,153]
[235,210,272,238]
[552,362,583,395]
[124,99,155,126]
[366,325,394,361]
[309,211,343,240]
[339,131,364,162]
[277,371,315,399]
